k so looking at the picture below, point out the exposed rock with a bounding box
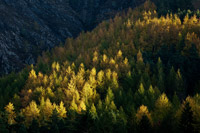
[0,0,144,75]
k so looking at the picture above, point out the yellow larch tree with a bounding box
[78,99,86,113]
[76,63,85,90]
[42,98,54,120]
[23,101,40,125]
[89,67,97,89]
[56,101,67,118]
[92,51,99,66]
[136,105,152,124]
[97,70,105,88]
[69,97,78,112]
[5,102,16,125]
[154,93,171,122]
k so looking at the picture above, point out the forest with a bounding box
[0,0,200,132]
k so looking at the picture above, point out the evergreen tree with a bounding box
[179,102,195,133]
[0,112,9,133]
[157,57,165,92]
[89,103,98,120]
[28,119,39,133]
[176,69,185,99]
[167,67,177,97]
[137,115,152,133]
[49,109,60,133]
[4,102,16,125]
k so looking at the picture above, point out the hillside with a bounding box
[0,0,145,75]
[0,1,200,132]
[0,0,196,75]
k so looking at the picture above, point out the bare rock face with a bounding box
[0,0,143,75]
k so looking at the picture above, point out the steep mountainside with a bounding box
[0,0,144,75]
[1,1,200,132]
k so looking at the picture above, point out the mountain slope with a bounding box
[0,0,145,75]
[0,1,200,132]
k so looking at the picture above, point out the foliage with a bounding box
[0,0,200,132]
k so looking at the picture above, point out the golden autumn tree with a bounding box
[97,70,105,91]
[92,51,99,66]
[78,99,86,113]
[89,67,97,89]
[23,101,40,125]
[154,93,171,122]
[136,105,152,124]
[69,97,78,112]
[56,101,67,118]
[82,82,93,104]
[5,102,16,125]
[76,63,85,90]
[42,98,54,120]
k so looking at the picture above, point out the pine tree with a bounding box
[42,98,54,120]
[147,85,156,110]
[28,118,39,133]
[56,101,67,118]
[23,101,40,125]
[4,102,16,125]
[136,105,151,124]
[167,67,177,96]
[157,57,165,92]
[134,83,145,108]
[49,109,60,133]
[137,115,152,133]
[69,98,78,112]
[76,63,85,90]
[172,93,180,110]
[176,69,185,99]
[15,113,27,133]
[0,113,9,133]
[111,71,119,90]
[136,50,145,74]
[154,93,171,123]
[97,70,105,92]
[82,82,93,103]
[179,102,195,133]
[89,104,98,120]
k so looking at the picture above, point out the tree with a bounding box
[56,101,67,118]
[49,109,60,133]
[172,93,180,110]
[107,87,114,100]
[167,67,177,97]
[4,102,16,125]
[76,63,85,90]
[154,93,171,123]
[111,71,119,90]
[137,115,152,133]
[89,104,98,120]
[23,101,40,125]
[136,50,145,74]
[42,98,54,120]
[179,102,195,133]
[147,85,156,110]
[176,69,185,99]
[0,112,9,133]
[136,105,151,124]
[28,118,39,133]
[29,69,37,79]
[93,51,99,66]
[134,83,146,108]
[157,57,165,92]
[69,98,78,112]
[82,82,93,104]
[137,50,143,63]
[97,70,105,92]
